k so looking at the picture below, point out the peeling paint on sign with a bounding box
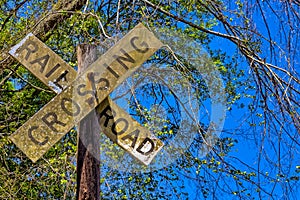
[9,23,164,164]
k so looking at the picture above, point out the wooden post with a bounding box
[76,44,100,200]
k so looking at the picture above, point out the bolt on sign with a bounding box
[9,23,164,165]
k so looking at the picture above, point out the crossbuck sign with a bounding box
[9,23,164,165]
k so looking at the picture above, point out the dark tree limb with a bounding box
[0,0,86,73]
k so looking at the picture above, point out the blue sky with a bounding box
[201,1,300,199]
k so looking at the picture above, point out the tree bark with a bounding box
[76,44,100,200]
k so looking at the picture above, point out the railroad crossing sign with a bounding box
[9,23,164,165]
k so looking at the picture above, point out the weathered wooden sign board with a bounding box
[9,23,164,165]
